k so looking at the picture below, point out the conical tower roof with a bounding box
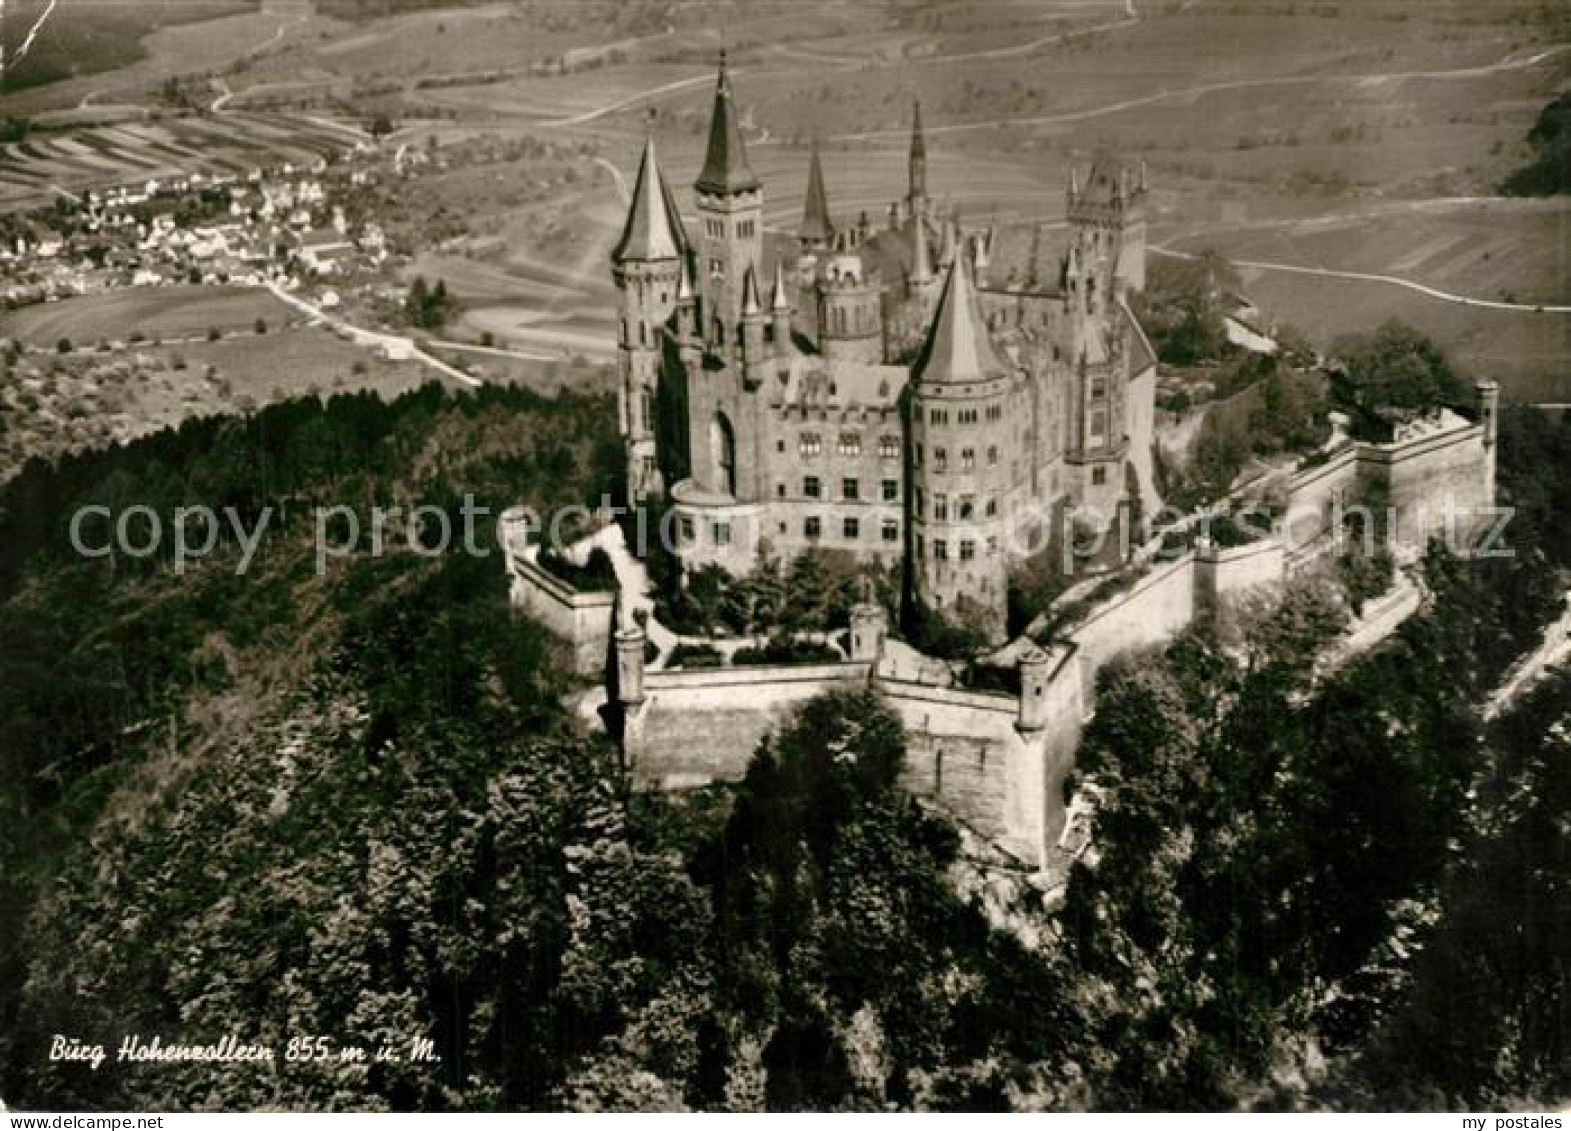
[771,260,790,310]
[613,133,686,263]
[741,263,763,316]
[695,54,760,195]
[914,254,1005,387]
[800,139,833,243]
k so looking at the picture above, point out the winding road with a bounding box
[1151,245,1571,315]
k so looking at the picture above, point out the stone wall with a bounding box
[1361,422,1490,550]
[507,550,617,676]
[1196,537,1287,611]
[626,662,872,788]
[1067,553,1198,675]
[881,679,1040,865]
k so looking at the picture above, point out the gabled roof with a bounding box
[914,256,1006,387]
[695,57,760,196]
[800,140,833,243]
[613,134,687,263]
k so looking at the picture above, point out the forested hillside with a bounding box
[1,387,1567,1110]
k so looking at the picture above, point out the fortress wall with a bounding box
[1037,646,1089,854]
[879,679,1040,866]
[508,552,617,676]
[1359,425,1489,549]
[1197,538,1287,610]
[627,662,872,788]
[1067,553,1198,675]
[1282,447,1359,555]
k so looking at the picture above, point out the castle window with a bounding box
[1091,466,1107,486]
[1090,410,1107,443]
[843,517,860,540]
[961,448,975,470]
[987,444,999,466]
[804,475,821,498]
[713,413,737,496]
[914,486,924,512]
[913,443,924,468]
[934,539,948,561]
[713,521,731,546]
[985,497,997,518]
[799,432,822,456]
[882,478,899,502]
[638,322,647,347]
[933,494,948,521]
[680,517,695,542]
[838,433,861,456]
[958,495,974,520]
[842,477,859,501]
[929,408,947,426]
[960,540,975,562]
[879,434,901,459]
[958,408,977,425]
[1092,377,1106,399]
[710,258,724,278]
[882,519,899,542]
[777,439,786,453]
[639,389,654,432]
[914,534,924,558]
[987,536,998,554]
[805,516,822,540]
[934,448,948,472]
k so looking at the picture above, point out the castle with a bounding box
[514,58,1500,875]
[611,58,1159,640]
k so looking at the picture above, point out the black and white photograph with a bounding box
[0,0,1566,1116]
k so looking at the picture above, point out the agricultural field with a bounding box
[0,323,429,481]
[1,0,1566,407]
[0,113,364,212]
[0,286,297,348]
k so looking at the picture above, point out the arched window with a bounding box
[713,413,737,497]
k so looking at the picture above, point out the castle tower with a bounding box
[1063,154,1148,523]
[770,259,793,356]
[907,100,928,220]
[908,252,1011,642]
[1066,151,1147,303]
[816,252,883,364]
[694,53,763,347]
[799,138,834,252]
[740,263,770,382]
[1016,643,1052,732]
[1476,378,1500,503]
[611,131,687,503]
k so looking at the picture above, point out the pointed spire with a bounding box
[800,138,833,245]
[911,213,932,284]
[695,52,759,196]
[907,98,928,211]
[915,253,1005,387]
[613,133,686,263]
[741,262,762,317]
[771,260,790,310]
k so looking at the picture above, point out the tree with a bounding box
[1329,320,1468,434]
[1500,91,1571,197]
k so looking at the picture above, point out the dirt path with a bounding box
[1151,245,1571,315]
[1485,594,1571,720]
